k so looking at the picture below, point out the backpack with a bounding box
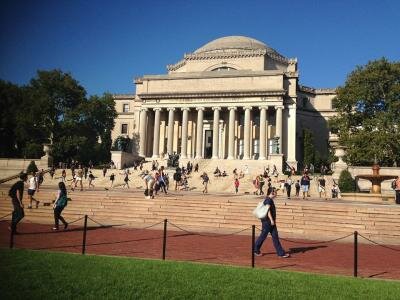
[392,180,397,190]
[174,173,181,181]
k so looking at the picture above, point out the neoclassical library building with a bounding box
[111,36,336,170]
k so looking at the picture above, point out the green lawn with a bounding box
[1,249,399,299]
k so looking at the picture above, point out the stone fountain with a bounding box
[340,164,397,204]
[356,164,397,194]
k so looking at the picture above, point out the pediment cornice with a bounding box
[138,89,286,100]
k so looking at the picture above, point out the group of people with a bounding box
[9,173,69,234]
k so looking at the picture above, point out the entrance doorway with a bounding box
[204,130,212,158]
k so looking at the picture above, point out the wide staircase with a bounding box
[1,185,399,245]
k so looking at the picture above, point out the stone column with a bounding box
[243,106,252,160]
[276,106,283,153]
[181,108,189,159]
[227,107,236,160]
[259,107,267,160]
[167,108,175,156]
[152,108,161,158]
[286,105,297,165]
[195,107,204,159]
[139,108,148,157]
[212,107,220,159]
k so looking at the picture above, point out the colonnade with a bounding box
[138,105,285,160]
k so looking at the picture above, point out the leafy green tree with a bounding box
[1,70,116,165]
[303,129,315,167]
[338,169,356,192]
[329,58,400,166]
[0,80,23,157]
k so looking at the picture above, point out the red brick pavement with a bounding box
[1,220,399,280]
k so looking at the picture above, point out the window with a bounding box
[123,104,129,113]
[211,67,237,72]
[121,124,128,134]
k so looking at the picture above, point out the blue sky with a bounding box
[1,0,399,96]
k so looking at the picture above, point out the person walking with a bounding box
[394,176,400,204]
[295,180,300,197]
[8,173,28,234]
[318,176,327,199]
[300,174,311,199]
[201,172,210,194]
[285,175,293,199]
[234,178,240,194]
[121,169,130,188]
[53,182,69,230]
[102,167,107,177]
[88,171,95,188]
[254,188,290,258]
[109,173,115,189]
[61,169,67,182]
[27,172,40,209]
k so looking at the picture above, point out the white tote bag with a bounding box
[252,201,270,219]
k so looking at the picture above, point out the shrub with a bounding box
[26,161,38,174]
[338,169,356,192]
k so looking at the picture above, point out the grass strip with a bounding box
[1,248,399,299]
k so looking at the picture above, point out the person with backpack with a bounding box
[53,182,69,230]
[173,168,182,191]
[254,188,290,258]
[9,173,28,234]
[285,175,293,199]
[201,172,210,194]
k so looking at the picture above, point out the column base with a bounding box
[152,155,160,159]
[243,156,251,160]
[180,155,187,159]
[227,156,234,160]
[258,156,266,160]
[212,156,219,159]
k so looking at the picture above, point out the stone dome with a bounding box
[194,36,269,54]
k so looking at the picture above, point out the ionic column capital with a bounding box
[212,106,221,111]
[181,107,190,111]
[196,107,205,111]
[140,108,148,112]
[167,107,175,112]
[259,106,268,111]
[243,106,252,110]
[275,105,284,110]
[153,107,162,111]
[228,106,237,111]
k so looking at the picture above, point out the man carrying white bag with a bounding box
[252,188,290,258]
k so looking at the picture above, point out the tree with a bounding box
[1,69,116,164]
[303,129,315,167]
[0,80,23,157]
[329,58,400,166]
[338,169,356,192]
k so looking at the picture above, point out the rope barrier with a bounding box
[87,216,108,227]
[280,233,354,245]
[67,216,86,225]
[255,225,353,245]
[0,212,12,220]
[168,221,252,237]
[358,233,400,252]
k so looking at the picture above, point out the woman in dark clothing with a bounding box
[53,182,69,230]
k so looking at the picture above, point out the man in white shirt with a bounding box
[27,172,40,209]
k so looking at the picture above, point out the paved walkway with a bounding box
[1,221,399,280]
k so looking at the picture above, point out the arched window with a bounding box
[211,67,237,72]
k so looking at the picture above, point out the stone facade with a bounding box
[111,36,336,170]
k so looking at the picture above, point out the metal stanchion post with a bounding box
[252,225,255,268]
[82,215,88,255]
[9,227,14,249]
[354,231,358,277]
[162,219,167,260]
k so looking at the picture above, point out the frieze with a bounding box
[138,90,286,100]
